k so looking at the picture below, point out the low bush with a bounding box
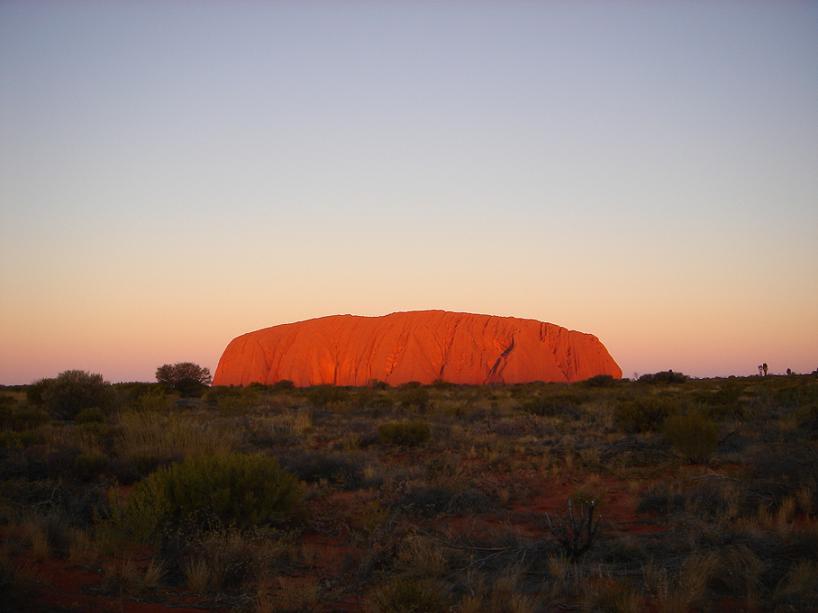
[614,397,679,433]
[582,374,617,388]
[397,386,430,411]
[306,385,349,408]
[663,412,718,463]
[32,371,114,421]
[281,451,363,489]
[398,486,493,517]
[114,453,301,541]
[521,396,580,418]
[354,388,393,411]
[378,421,431,447]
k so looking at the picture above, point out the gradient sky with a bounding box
[1,1,817,383]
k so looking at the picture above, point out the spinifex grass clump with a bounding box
[113,453,301,541]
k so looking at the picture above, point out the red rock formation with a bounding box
[213,310,621,387]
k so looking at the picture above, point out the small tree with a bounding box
[762,363,768,376]
[155,362,211,397]
[34,370,113,420]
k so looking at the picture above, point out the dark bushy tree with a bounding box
[30,370,113,420]
[638,370,689,384]
[155,362,211,397]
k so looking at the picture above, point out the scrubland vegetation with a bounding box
[1,371,818,611]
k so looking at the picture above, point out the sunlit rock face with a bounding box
[212,310,622,387]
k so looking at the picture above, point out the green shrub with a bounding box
[663,412,718,463]
[115,453,301,541]
[34,370,113,420]
[378,421,431,447]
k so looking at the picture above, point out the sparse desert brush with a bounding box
[681,477,743,521]
[271,408,312,435]
[0,402,49,431]
[365,576,450,613]
[773,560,818,608]
[116,410,238,469]
[112,453,302,541]
[67,528,99,566]
[99,557,144,596]
[659,551,719,612]
[259,575,320,612]
[748,446,818,505]
[38,420,105,457]
[72,450,109,482]
[614,397,681,433]
[214,392,258,415]
[131,388,176,412]
[21,519,50,561]
[397,385,430,411]
[281,450,363,489]
[708,545,763,602]
[378,420,431,446]
[520,396,580,418]
[74,406,106,425]
[354,387,393,412]
[662,411,718,463]
[305,384,349,408]
[178,529,265,592]
[580,578,641,613]
[6,373,818,611]
[0,546,38,609]
[396,532,448,577]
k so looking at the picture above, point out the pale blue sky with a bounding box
[1,1,817,382]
